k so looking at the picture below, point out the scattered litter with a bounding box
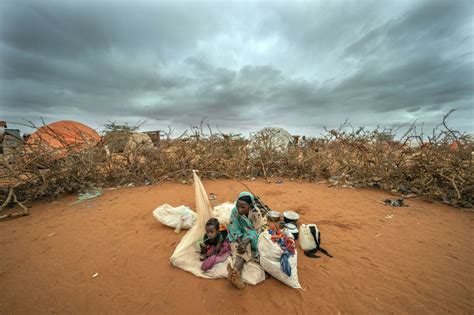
[92,272,99,278]
[383,198,407,207]
[250,177,256,181]
[327,180,339,187]
[127,183,135,187]
[181,180,187,185]
[209,193,217,200]
[144,180,151,186]
[70,190,102,205]
[385,214,394,219]
[275,180,284,184]
[47,233,56,237]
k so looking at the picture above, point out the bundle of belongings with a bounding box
[153,171,331,289]
[168,171,266,286]
[153,204,197,233]
[258,224,301,288]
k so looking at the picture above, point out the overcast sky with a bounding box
[1,0,473,137]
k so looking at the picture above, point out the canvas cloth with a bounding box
[170,171,265,285]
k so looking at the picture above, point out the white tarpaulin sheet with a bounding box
[170,171,265,284]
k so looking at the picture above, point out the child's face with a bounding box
[206,225,218,240]
[237,200,250,216]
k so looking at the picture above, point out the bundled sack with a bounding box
[153,204,197,230]
[153,201,233,231]
[213,202,234,226]
[258,231,301,289]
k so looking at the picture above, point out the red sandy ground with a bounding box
[0,179,473,314]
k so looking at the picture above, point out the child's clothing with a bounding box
[201,240,231,271]
[202,230,224,247]
[200,230,231,272]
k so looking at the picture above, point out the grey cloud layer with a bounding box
[1,0,473,135]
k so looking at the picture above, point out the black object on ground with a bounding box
[383,198,407,207]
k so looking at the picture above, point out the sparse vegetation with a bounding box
[1,112,472,214]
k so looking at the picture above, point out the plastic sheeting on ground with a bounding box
[170,171,265,284]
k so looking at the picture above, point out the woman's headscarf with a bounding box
[227,191,259,257]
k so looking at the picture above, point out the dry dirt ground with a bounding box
[1,179,473,314]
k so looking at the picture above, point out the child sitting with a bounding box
[199,218,231,272]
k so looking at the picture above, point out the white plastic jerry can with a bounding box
[299,224,319,251]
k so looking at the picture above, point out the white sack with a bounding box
[258,231,301,289]
[213,202,234,226]
[152,204,196,229]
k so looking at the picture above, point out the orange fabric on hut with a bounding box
[26,120,100,154]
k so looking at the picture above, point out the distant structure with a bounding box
[0,121,5,154]
[144,130,161,147]
[102,132,154,154]
[26,120,100,158]
[0,121,24,155]
[248,127,294,158]
[22,133,31,142]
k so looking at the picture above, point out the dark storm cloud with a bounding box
[1,0,473,136]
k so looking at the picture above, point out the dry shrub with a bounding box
[1,113,472,211]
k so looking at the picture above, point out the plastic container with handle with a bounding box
[299,224,319,251]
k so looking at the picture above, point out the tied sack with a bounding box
[258,231,301,289]
[153,204,197,230]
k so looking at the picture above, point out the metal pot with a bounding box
[267,211,281,222]
[285,223,299,240]
[283,210,300,224]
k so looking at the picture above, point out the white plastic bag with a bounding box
[153,204,197,229]
[258,231,301,289]
[235,260,266,285]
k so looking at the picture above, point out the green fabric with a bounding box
[227,191,259,257]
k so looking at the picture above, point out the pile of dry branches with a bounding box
[1,113,472,214]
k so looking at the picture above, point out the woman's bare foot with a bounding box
[231,272,246,289]
[227,263,246,289]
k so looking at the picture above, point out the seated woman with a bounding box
[199,218,231,272]
[226,192,264,289]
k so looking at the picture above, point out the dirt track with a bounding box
[1,179,473,314]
